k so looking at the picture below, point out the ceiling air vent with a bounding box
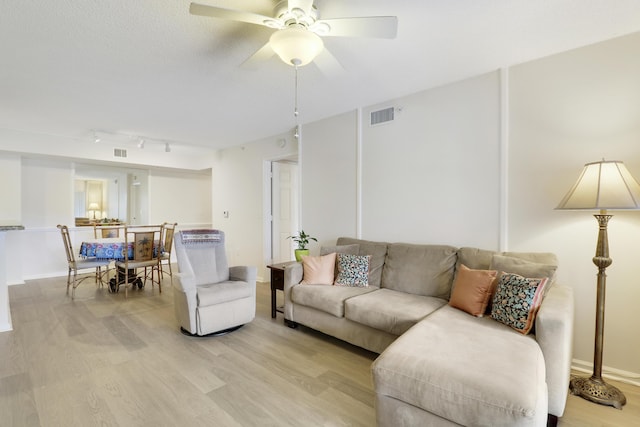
[370,107,395,126]
[113,148,127,158]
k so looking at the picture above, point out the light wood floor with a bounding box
[1,274,638,426]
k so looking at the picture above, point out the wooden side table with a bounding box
[267,261,296,318]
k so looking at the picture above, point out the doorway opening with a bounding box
[267,158,299,264]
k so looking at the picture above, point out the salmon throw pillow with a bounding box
[300,252,336,285]
[448,264,498,317]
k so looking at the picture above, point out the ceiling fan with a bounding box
[189,1,398,69]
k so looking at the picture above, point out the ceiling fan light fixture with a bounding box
[269,24,323,66]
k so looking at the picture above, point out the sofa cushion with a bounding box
[345,288,447,335]
[291,284,376,318]
[457,248,559,270]
[320,244,360,256]
[321,244,360,277]
[457,247,496,270]
[502,251,558,266]
[300,252,336,285]
[491,254,557,279]
[336,237,388,287]
[448,264,498,317]
[372,305,548,427]
[335,253,370,287]
[381,243,458,299]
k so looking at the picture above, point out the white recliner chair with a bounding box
[173,229,256,336]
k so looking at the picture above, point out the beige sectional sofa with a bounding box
[283,237,574,427]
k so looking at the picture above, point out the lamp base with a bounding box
[570,376,626,409]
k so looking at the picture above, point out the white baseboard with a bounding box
[8,280,26,286]
[572,358,640,387]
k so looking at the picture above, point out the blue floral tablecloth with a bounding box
[79,238,134,260]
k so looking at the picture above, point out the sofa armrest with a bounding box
[229,265,257,284]
[283,262,303,319]
[535,284,574,417]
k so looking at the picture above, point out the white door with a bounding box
[271,161,299,263]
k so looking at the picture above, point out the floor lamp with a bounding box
[556,159,640,409]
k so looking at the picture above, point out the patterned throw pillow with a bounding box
[490,273,548,334]
[335,253,370,287]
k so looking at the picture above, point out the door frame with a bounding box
[263,155,300,266]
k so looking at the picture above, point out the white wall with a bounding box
[21,157,77,278]
[212,132,298,280]
[361,72,501,247]
[149,169,212,227]
[301,111,359,250]
[509,32,640,376]
[0,153,21,224]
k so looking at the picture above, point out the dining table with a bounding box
[79,237,162,292]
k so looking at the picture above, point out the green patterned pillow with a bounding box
[490,273,548,334]
[335,253,370,287]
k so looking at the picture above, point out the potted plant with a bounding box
[288,230,317,261]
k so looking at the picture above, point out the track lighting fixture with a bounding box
[92,130,177,153]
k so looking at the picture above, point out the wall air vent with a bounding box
[370,107,395,126]
[113,148,127,158]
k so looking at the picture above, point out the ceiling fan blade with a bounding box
[288,0,314,15]
[316,16,398,39]
[241,42,275,68]
[189,2,274,28]
[313,49,344,77]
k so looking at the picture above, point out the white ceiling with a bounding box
[2,0,640,151]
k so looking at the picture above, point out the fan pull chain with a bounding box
[294,63,299,119]
[294,62,300,139]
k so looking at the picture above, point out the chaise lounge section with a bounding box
[283,237,574,426]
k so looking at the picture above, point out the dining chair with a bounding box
[57,224,111,299]
[94,223,122,238]
[159,222,178,283]
[114,225,162,297]
[93,223,125,285]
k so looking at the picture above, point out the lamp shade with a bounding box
[88,202,100,210]
[269,25,324,66]
[556,160,640,210]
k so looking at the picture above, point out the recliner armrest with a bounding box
[174,272,196,292]
[535,284,574,417]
